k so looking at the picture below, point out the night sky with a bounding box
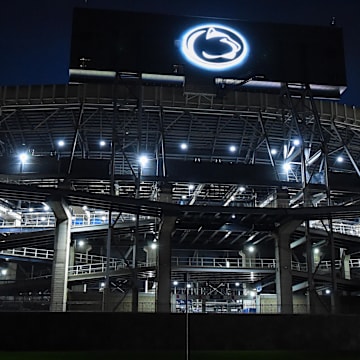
[1,0,359,106]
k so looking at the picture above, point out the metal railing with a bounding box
[0,246,120,265]
[309,220,360,237]
[1,247,359,280]
[171,257,276,269]
[0,212,151,229]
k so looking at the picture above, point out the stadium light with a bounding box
[19,153,28,164]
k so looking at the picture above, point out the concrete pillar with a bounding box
[274,221,301,314]
[157,215,177,312]
[157,183,176,313]
[343,255,351,280]
[275,231,293,313]
[49,197,72,312]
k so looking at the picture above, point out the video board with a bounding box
[70,8,346,90]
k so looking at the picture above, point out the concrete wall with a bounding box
[0,312,359,352]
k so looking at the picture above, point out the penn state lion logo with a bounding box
[181,24,249,70]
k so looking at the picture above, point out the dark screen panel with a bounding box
[70,8,346,87]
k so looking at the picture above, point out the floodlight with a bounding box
[283,163,291,171]
[19,153,28,164]
[139,155,149,167]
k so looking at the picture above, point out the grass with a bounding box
[0,351,359,360]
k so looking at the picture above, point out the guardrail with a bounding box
[0,247,120,265]
[68,260,156,277]
[171,257,276,269]
[0,212,150,229]
[2,247,360,279]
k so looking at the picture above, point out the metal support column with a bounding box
[103,83,117,311]
[131,85,144,313]
[49,197,72,312]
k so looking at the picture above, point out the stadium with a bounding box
[0,6,359,356]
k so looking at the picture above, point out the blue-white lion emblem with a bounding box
[181,24,249,70]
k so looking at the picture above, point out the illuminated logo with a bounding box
[181,24,249,71]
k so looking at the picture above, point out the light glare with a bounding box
[283,163,291,171]
[139,155,149,167]
[19,153,28,164]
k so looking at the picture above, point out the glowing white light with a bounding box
[78,240,85,247]
[173,281,179,286]
[180,143,188,150]
[19,153,28,164]
[186,283,192,289]
[337,156,344,163]
[283,163,291,171]
[100,282,105,288]
[40,216,46,221]
[226,261,230,268]
[99,140,106,147]
[250,291,256,297]
[248,246,255,253]
[239,186,246,192]
[189,184,195,191]
[293,139,301,146]
[151,242,157,250]
[229,145,237,153]
[271,148,277,155]
[101,216,106,221]
[181,195,187,200]
[82,206,88,211]
[181,24,249,71]
[325,289,331,295]
[235,282,240,287]
[139,155,149,167]
[58,140,65,147]
[1,269,7,276]
[43,204,50,211]
[231,214,236,219]
[313,248,320,254]
[29,208,34,212]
